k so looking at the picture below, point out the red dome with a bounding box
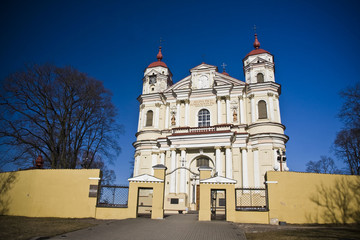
[244,48,271,58]
[244,33,271,58]
[147,46,168,68]
[148,61,168,68]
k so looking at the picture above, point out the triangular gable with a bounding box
[128,174,164,182]
[190,63,218,71]
[164,76,191,92]
[214,72,245,86]
[249,56,269,64]
[200,176,237,184]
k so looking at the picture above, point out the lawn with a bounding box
[245,225,360,240]
[0,216,104,240]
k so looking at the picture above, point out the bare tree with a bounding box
[335,128,360,175]
[335,82,360,175]
[338,82,360,128]
[0,64,121,174]
[306,156,341,174]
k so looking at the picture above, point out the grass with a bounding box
[0,216,104,240]
[245,226,360,240]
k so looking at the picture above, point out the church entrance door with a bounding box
[210,189,226,220]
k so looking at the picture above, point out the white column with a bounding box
[165,104,169,129]
[185,100,189,126]
[276,95,282,123]
[180,149,186,193]
[239,96,245,124]
[135,154,140,176]
[268,93,274,121]
[137,109,142,131]
[241,148,248,188]
[226,97,230,124]
[217,97,222,124]
[155,103,160,128]
[176,101,180,127]
[250,95,256,123]
[215,147,222,176]
[253,149,260,187]
[142,107,146,127]
[151,153,157,175]
[170,149,177,193]
[160,151,165,165]
[225,147,232,178]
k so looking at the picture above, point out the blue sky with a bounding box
[1,0,359,184]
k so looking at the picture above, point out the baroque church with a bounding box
[132,34,289,212]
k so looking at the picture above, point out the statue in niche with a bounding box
[233,110,238,122]
[171,114,176,126]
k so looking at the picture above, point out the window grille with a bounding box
[146,110,153,126]
[235,188,268,211]
[198,109,210,127]
[258,100,267,119]
[257,73,264,83]
[196,158,209,167]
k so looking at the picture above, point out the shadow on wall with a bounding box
[0,172,18,215]
[307,177,360,224]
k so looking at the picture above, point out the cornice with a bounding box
[247,122,286,131]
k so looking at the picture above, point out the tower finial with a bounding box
[221,62,230,76]
[253,25,260,49]
[253,33,260,49]
[156,46,163,61]
[221,62,227,72]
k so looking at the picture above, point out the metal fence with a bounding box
[235,188,268,211]
[97,185,129,208]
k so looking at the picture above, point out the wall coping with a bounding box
[128,174,164,183]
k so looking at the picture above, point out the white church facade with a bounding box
[133,34,289,212]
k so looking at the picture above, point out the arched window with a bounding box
[257,73,264,83]
[258,100,267,119]
[196,158,209,167]
[146,110,153,126]
[198,109,210,127]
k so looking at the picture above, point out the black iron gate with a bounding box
[211,189,226,220]
[137,188,153,218]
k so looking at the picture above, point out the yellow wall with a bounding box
[0,169,100,218]
[198,182,269,224]
[267,171,360,224]
[95,207,129,219]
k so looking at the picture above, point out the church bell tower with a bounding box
[143,47,173,94]
[242,34,275,84]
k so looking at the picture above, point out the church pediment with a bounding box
[200,176,237,184]
[190,63,218,72]
[165,76,191,92]
[214,72,245,86]
[249,56,269,64]
[128,174,164,182]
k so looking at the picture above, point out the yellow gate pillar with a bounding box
[198,166,212,221]
[151,164,167,219]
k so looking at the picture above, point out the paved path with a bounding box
[49,214,246,240]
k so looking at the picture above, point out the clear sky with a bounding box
[1,0,359,184]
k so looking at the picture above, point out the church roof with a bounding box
[244,48,271,58]
[147,46,168,68]
[244,33,271,58]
